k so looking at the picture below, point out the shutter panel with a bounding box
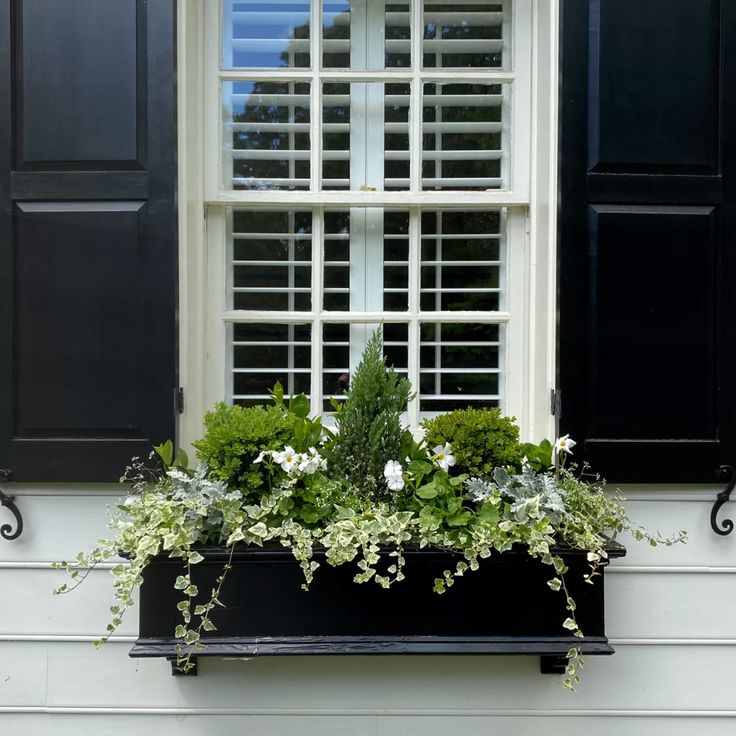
[0,0,177,482]
[559,0,736,482]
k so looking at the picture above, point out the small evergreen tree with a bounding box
[328,329,412,499]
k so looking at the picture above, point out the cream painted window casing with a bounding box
[181,0,559,442]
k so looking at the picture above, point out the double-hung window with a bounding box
[186,0,557,441]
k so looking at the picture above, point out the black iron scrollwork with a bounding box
[0,469,23,541]
[711,465,736,536]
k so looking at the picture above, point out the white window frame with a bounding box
[177,0,560,448]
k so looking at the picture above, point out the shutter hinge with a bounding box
[176,387,185,415]
[550,389,561,418]
[0,469,23,541]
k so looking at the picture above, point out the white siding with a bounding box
[1,486,735,734]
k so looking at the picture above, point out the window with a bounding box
[181,0,557,443]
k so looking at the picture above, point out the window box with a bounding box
[129,542,625,674]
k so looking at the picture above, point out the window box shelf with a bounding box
[129,542,626,675]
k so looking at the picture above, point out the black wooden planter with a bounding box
[130,543,625,675]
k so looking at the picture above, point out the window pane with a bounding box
[232,323,312,405]
[231,210,313,311]
[322,322,408,412]
[422,82,505,190]
[419,322,501,415]
[323,209,409,311]
[223,81,311,191]
[322,82,410,190]
[322,1,411,69]
[420,210,502,311]
[222,0,311,69]
[423,1,507,69]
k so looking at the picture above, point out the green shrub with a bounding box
[422,407,524,478]
[326,330,412,499]
[193,402,296,495]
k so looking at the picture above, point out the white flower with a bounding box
[253,450,268,464]
[553,435,577,455]
[432,443,456,472]
[273,446,299,473]
[384,460,405,491]
[298,448,323,475]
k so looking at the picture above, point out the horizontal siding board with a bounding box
[0,642,728,710]
[2,715,736,736]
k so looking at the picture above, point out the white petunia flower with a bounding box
[553,434,577,455]
[384,460,405,491]
[273,446,299,473]
[253,450,268,464]
[432,443,456,472]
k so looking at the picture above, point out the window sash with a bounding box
[200,0,533,427]
[204,0,532,205]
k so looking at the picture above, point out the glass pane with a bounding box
[323,209,409,311]
[223,81,311,191]
[231,210,313,311]
[232,323,312,405]
[323,1,411,69]
[422,82,505,190]
[385,3,411,68]
[322,323,408,412]
[419,322,501,416]
[423,1,507,69]
[420,210,502,311]
[322,82,410,190]
[222,0,311,69]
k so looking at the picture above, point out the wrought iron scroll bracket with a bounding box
[711,465,736,536]
[0,469,23,540]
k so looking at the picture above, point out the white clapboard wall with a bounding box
[1,486,735,735]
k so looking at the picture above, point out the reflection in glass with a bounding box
[422,82,504,190]
[222,0,311,69]
[231,210,312,311]
[322,1,411,69]
[423,1,506,69]
[322,82,410,190]
[419,322,501,415]
[223,81,311,190]
[232,323,312,405]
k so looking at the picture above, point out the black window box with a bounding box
[129,543,626,675]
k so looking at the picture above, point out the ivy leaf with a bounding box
[562,617,577,631]
[547,577,562,592]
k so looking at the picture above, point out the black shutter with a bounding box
[0,0,177,482]
[559,0,736,482]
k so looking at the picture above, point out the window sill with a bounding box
[130,543,626,675]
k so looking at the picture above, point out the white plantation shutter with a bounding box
[207,0,530,425]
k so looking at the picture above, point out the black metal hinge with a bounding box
[0,469,23,541]
[550,389,561,419]
[176,387,184,414]
[711,465,736,536]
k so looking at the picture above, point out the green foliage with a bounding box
[422,407,525,477]
[193,402,296,497]
[326,330,412,500]
[56,355,687,688]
